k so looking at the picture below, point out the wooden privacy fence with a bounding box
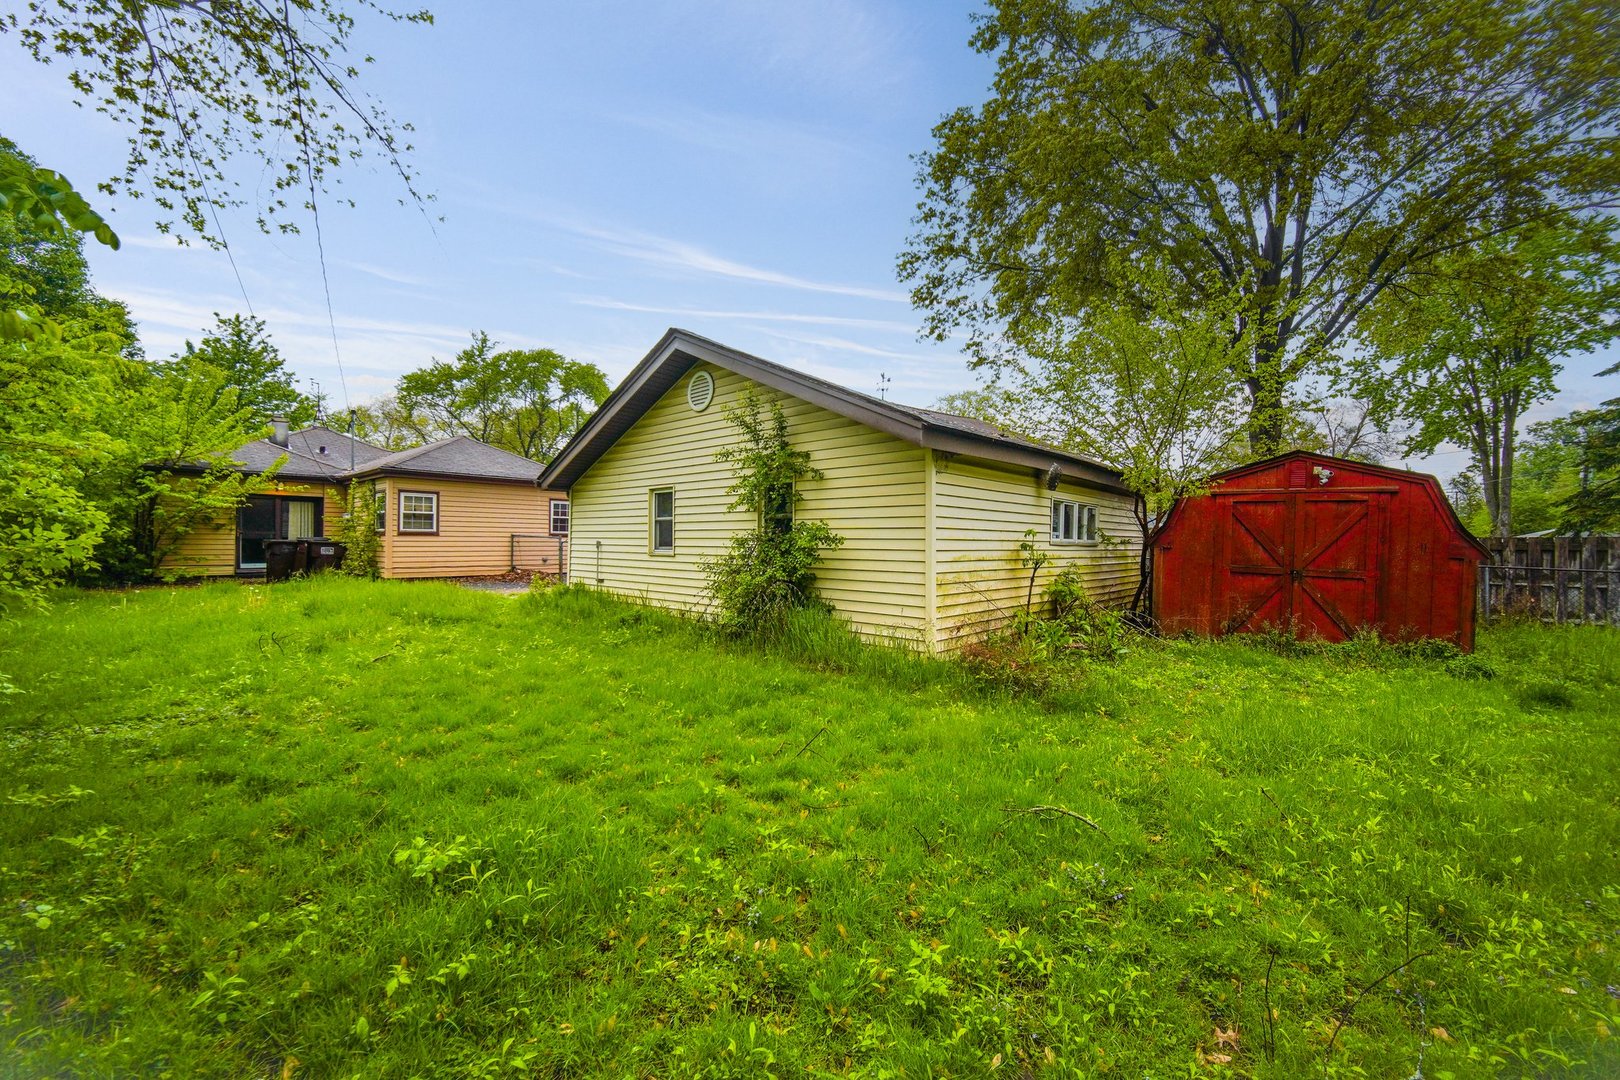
[1478,536,1620,625]
[510,533,568,582]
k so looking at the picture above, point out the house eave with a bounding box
[539,328,1129,494]
[345,466,541,487]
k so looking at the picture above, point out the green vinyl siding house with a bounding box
[539,329,1141,653]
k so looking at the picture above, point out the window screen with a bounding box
[651,489,674,551]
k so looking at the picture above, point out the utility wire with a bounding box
[144,6,255,317]
[281,0,349,412]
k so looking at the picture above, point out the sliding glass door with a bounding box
[236,495,323,573]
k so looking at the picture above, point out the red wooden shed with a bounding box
[1152,451,1489,650]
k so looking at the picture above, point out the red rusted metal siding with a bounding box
[1153,451,1488,650]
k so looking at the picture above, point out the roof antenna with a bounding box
[348,408,357,471]
[878,372,891,401]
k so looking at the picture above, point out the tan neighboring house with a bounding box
[539,329,1141,653]
[167,422,568,580]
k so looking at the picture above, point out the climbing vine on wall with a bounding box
[337,482,381,579]
[703,391,843,635]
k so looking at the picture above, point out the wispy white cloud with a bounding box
[739,328,973,403]
[556,219,907,303]
[113,286,473,346]
[608,106,864,168]
[687,0,916,101]
[337,259,436,288]
[570,296,915,333]
[753,329,935,364]
[118,234,200,252]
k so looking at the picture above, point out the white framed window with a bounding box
[399,490,438,534]
[1051,499,1097,543]
[550,499,569,535]
[373,486,387,533]
[650,488,674,553]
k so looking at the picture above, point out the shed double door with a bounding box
[1217,491,1386,641]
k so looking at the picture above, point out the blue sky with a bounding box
[6,1,1615,475]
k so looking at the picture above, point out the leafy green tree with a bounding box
[1455,432,1583,537]
[1351,220,1620,537]
[0,146,129,608]
[1,140,121,343]
[396,333,610,461]
[166,313,317,427]
[1447,466,1486,531]
[703,392,844,636]
[105,359,279,580]
[900,0,1620,453]
[4,1,432,244]
[0,178,269,597]
[937,263,1251,610]
[1555,372,1620,533]
[0,329,113,611]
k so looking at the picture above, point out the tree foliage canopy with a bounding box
[1556,367,1620,534]
[901,0,1620,451]
[1,139,122,342]
[937,262,1251,609]
[3,0,432,244]
[396,332,610,462]
[1350,219,1620,537]
[161,313,319,428]
[1,140,272,607]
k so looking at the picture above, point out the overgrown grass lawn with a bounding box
[2,580,1617,1077]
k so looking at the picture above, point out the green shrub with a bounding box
[705,520,843,637]
[960,567,1133,693]
[336,481,381,578]
[702,391,843,637]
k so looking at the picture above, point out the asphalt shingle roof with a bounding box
[205,426,392,481]
[174,426,543,486]
[343,436,542,483]
[540,328,1126,493]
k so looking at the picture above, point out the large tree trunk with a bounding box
[1494,416,1516,540]
[1473,398,1519,541]
[1245,371,1287,456]
[1130,493,1152,615]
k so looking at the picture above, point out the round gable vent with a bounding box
[687,369,715,412]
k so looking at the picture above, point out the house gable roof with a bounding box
[342,435,543,485]
[538,328,1129,493]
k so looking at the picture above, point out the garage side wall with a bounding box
[568,363,930,644]
[933,457,1141,651]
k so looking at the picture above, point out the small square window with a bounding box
[550,499,569,535]
[400,491,438,534]
[651,489,674,552]
[1051,498,1097,543]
